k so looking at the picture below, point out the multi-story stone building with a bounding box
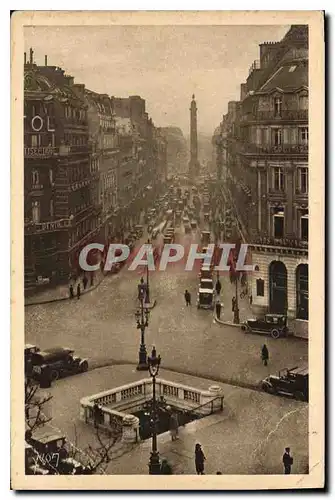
[214,25,309,335]
[24,51,99,290]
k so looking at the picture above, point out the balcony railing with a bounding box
[241,109,308,123]
[241,143,308,155]
[251,236,308,249]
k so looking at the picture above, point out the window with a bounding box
[274,97,282,117]
[273,167,285,191]
[300,209,308,241]
[296,264,308,320]
[299,95,308,110]
[32,170,39,185]
[31,135,38,147]
[272,128,282,146]
[299,127,308,145]
[256,278,265,297]
[50,199,54,217]
[49,169,53,185]
[273,207,285,238]
[298,167,308,194]
[32,201,40,223]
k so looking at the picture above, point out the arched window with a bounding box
[269,260,288,314]
[296,264,308,320]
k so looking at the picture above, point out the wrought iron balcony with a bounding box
[241,109,308,123]
[240,143,308,155]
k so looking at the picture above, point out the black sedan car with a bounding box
[241,314,292,339]
[30,346,89,381]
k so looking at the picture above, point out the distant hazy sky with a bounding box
[24,25,289,136]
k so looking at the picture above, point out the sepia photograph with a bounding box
[11,10,324,490]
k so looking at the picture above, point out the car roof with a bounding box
[43,347,73,355]
[25,344,37,350]
[288,366,308,376]
[33,432,65,444]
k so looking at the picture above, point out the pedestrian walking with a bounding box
[77,283,81,300]
[215,299,222,320]
[90,273,94,287]
[195,443,206,475]
[215,279,222,295]
[160,458,173,475]
[169,410,179,441]
[249,294,253,305]
[83,274,88,290]
[261,344,269,366]
[69,284,74,299]
[282,447,293,474]
[184,290,191,306]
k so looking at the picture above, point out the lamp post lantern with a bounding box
[148,346,161,475]
[135,280,149,370]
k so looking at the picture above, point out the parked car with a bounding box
[261,366,308,402]
[198,266,213,280]
[197,278,214,310]
[30,347,89,381]
[201,231,211,244]
[241,314,291,339]
[191,220,197,229]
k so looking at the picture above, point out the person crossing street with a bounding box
[184,290,191,307]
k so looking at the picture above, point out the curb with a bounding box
[25,274,107,307]
[213,315,308,341]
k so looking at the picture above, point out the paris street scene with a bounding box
[22,22,310,477]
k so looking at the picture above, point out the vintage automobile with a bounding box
[241,314,290,339]
[30,346,89,381]
[197,279,214,310]
[201,231,211,245]
[134,225,144,237]
[198,266,213,280]
[261,366,308,402]
[184,224,191,234]
[163,236,173,245]
[204,212,210,223]
[25,344,41,377]
[27,432,89,474]
[190,220,197,229]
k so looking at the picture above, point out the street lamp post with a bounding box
[233,273,240,324]
[148,346,161,475]
[145,238,150,305]
[135,281,149,370]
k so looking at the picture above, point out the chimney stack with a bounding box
[24,52,26,65]
[29,47,34,64]
[45,55,48,66]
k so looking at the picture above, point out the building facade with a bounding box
[214,25,309,335]
[24,51,99,289]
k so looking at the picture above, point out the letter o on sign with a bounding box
[31,115,43,132]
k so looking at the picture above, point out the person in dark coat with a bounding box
[90,273,94,287]
[195,443,206,475]
[215,300,222,320]
[282,447,293,474]
[160,459,172,475]
[215,279,222,295]
[83,274,88,290]
[184,290,191,306]
[261,344,269,366]
[69,284,74,299]
[77,283,81,299]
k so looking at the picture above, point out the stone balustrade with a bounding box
[80,378,224,442]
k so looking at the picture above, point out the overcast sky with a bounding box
[24,25,289,136]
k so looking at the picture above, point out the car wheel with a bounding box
[262,383,272,393]
[51,369,59,381]
[271,328,280,339]
[80,361,88,373]
[294,391,306,401]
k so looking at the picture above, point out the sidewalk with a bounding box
[25,228,156,307]
[214,275,308,340]
[25,269,106,307]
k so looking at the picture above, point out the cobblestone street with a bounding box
[25,224,308,387]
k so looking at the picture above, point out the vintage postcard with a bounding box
[11,10,324,490]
